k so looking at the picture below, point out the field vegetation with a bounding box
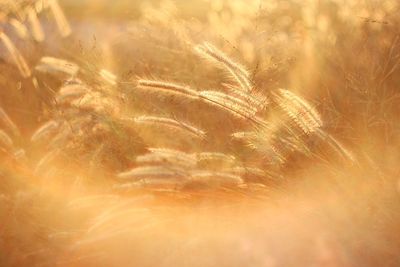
[1,0,400,266]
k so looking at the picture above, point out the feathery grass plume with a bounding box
[200,90,257,114]
[137,79,199,99]
[132,116,206,139]
[191,170,244,185]
[116,178,183,190]
[199,90,264,124]
[56,83,89,103]
[196,152,236,164]
[231,131,258,141]
[136,150,197,168]
[35,56,80,76]
[229,86,269,111]
[148,148,197,164]
[198,91,245,115]
[0,129,13,149]
[9,18,28,39]
[27,7,45,42]
[230,166,265,177]
[0,32,31,77]
[71,92,119,115]
[117,166,187,180]
[195,42,253,92]
[47,0,71,37]
[99,69,117,85]
[275,89,323,134]
[234,129,287,164]
[31,120,59,142]
[0,106,20,137]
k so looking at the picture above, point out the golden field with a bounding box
[1,0,400,266]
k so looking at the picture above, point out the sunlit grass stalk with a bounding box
[0,32,31,77]
[195,42,253,92]
[48,0,71,37]
[137,79,199,99]
[132,116,206,139]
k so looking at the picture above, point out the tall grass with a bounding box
[1,0,400,266]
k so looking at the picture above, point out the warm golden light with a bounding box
[1,0,400,266]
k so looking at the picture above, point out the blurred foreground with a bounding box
[1,0,400,266]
